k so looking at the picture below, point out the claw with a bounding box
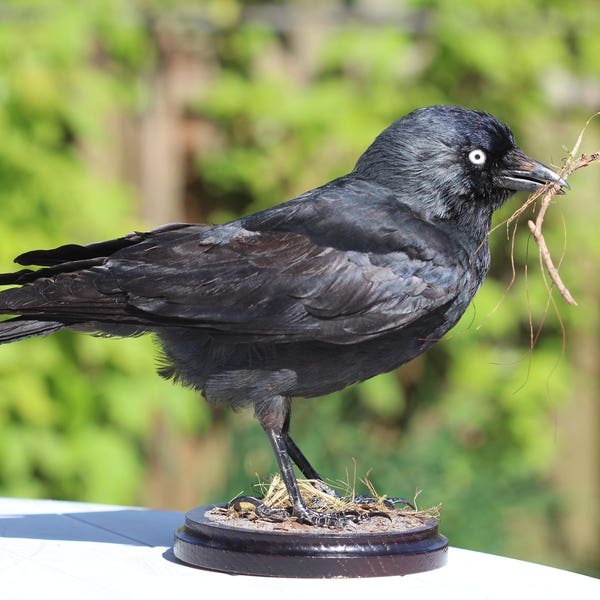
[342,505,393,523]
[228,495,291,521]
[362,510,393,522]
[384,496,415,510]
[353,493,415,510]
[228,495,260,510]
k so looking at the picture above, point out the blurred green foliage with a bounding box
[0,0,598,575]
[0,0,208,504]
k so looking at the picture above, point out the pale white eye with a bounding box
[468,149,487,165]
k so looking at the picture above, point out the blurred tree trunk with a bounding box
[136,27,215,224]
[554,164,600,571]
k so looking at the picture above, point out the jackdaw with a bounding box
[0,105,568,525]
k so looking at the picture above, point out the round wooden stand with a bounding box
[173,505,448,578]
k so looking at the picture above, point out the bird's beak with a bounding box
[497,149,570,194]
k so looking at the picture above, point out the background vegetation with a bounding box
[0,0,598,576]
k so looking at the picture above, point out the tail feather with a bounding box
[0,317,64,344]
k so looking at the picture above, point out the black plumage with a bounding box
[0,105,568,525]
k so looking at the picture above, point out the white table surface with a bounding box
[0,497,597,599]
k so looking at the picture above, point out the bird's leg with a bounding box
[265,424,399,525]
[281,407,338,498]
[280,406,412,514]
[227,395,351,527]
[261,421,354,527]
[227,396,402,526]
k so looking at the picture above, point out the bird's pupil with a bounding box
[469,149,486,165]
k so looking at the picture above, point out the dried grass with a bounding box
[221,473,440,532]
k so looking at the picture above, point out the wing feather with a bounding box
[0,178,471,344]
[107,223,467,344]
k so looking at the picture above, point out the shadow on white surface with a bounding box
[0,507,183,547]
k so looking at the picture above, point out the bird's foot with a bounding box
[353,493,415,510]
[292,505,365,528]
[228,495,395,528]
[228,495,291,521]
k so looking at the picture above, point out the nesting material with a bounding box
[507,116,600,306]
[207,475,440,534]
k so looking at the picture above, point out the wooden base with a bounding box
[173,505,448,578]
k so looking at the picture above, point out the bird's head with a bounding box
[354,105,568,225]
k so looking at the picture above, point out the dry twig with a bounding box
[507,114,600,305]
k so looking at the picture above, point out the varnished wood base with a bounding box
[173,505,448,578]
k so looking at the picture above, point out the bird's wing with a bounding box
[13,223,196,268]
[105,189,470,344]
[0,179,471,344]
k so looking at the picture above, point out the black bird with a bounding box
[0,105,567,526]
